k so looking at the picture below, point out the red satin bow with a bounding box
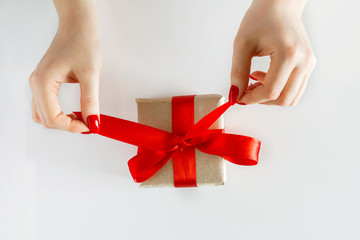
[74,92,261,187]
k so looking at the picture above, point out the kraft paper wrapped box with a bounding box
[136,94,226,188]
[72,90,260,188]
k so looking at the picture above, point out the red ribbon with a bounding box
[74,93,261,187]
[172,95,197,187]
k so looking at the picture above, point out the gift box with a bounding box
[136,94,226,188]
[74,90,260,189]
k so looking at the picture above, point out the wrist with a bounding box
[54,0,99,37]
[252,0,306,17]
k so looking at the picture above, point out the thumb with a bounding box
[79,73,100,133]
[230,43,254,103]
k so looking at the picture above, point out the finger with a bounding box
[239,52,295,104]
[291,57,316,106]
[247,81,263,91]
[79,72,100,133]
[261,67,305,106]
[250,71,266,82]
[35,98,47,125]
[290,71,311,106]
[31,98,41,124]
[38,82,89,133]
[231,41,255,102]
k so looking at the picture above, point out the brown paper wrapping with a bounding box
[136,94,226,188]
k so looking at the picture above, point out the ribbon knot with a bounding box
[178,138,192,151]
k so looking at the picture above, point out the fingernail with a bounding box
[249,75,258,81]
[81,131,91,135]
[87,115,100,134]
[229,85,239,105]
[238,103,247,105]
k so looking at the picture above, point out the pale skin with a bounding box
[232,0,316,106]
[29,0,316,133]
[30,0,101,133]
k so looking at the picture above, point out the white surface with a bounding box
[1,0,359,240]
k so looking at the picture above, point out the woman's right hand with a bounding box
[29,0,102,133]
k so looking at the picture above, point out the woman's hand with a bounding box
[29,0,102,133]
[231,0,316,106]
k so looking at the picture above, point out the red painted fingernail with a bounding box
[87,115,100,134]
[249,75,258,81]
[238,103,247,105]
[81,131,91,134]
[229,85,239,105]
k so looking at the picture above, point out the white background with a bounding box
[1,0,359,239]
